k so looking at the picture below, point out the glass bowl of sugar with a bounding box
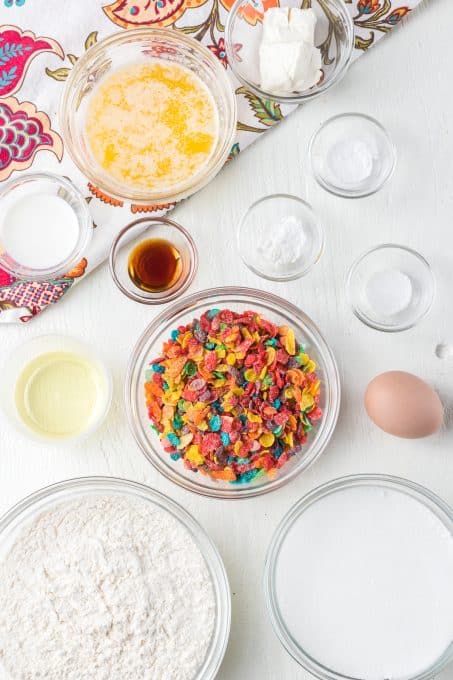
[237,194,324,281]
[347,244,435,332]
[0,173,92,280]
[264,474,453,680]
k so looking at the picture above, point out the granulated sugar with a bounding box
[275,485,453,680]
[0,495,215,680]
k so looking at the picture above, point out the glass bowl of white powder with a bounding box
[0,172,92,280]
[347,244,435,332]
[309,113,397,197]
[0,476,231,680]
[264,474,453,680]
[225,0,353,104]
[237,194,324,281]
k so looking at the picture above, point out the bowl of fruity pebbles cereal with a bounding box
[126,287,340,498]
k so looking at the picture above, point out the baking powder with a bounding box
[257,215,306,267]
[0,495,215,680]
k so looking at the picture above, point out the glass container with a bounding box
[0,476,231,680]
[60,28,237,204]
[126,286,340,499]
[225,0,353,104]
[237,194,324,281]
[264,474,453,680]
[347,244,435,332]
[109,216,198,304]
[0,172,92,280]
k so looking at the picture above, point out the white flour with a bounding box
[0,495,215,680]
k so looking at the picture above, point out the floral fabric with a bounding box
[0,0,420,323]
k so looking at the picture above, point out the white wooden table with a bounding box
[1,1,452,677]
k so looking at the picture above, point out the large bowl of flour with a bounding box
[0,477,230,680]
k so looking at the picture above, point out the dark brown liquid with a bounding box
[127,238,182,293]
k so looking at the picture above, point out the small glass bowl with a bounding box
[225,0,353,104]
[60,28,237,205]
[109,216,198,305]
[0,335,112,443]
[347,244,435,332]
[126,286,340,499]
[309,113,396,198]
[237,194,324,281]
[264,474,453,680]
[0,477,231,680]
[0,173,92,280]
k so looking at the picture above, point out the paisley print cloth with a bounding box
[0,0,422,323]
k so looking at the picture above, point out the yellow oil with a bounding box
[85,60,219,191]
[15,351,101,439]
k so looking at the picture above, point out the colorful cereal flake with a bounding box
[144,308,322,484]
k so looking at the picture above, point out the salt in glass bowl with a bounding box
[0,477,231,680]
[109,216,198,305]
[0,335,112,444]
[60,28,237,205]
[309,113,396,198]
[347,244,435,332]
[225,0,353,104]
[264,474,453,680]
[0,172,92,280]
[126,286,340,499]
[237,194,324,281]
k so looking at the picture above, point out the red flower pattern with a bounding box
[384,6,410,23]
[357,0,380,13]
[208,38,241,69]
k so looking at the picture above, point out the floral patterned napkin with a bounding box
[0,0,419,323]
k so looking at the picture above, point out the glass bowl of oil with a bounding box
[0,335,112,444]
[109,216,198,305]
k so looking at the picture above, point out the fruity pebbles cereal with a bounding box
[144,308,322,484]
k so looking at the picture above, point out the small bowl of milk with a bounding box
[0,172,92,280]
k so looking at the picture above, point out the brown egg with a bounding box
[365,371,443,439]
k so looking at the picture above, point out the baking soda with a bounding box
[275,485,453,679]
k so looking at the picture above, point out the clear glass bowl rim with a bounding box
[236,193,325,281]
[264,473,453,680]
[0,172,92,280]
[125,285,341,499]
[109,216,199,304]
[224,0,354,104]
[0,475,231,680]
[59,27,238,204]
[308,112,397,198]
[346,243,436,332]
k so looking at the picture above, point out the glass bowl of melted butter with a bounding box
[60,28,237,205]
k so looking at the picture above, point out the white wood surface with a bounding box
[1,2,453,677]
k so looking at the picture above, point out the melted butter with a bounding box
[15,352,102,439]
[85,60,219,191]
